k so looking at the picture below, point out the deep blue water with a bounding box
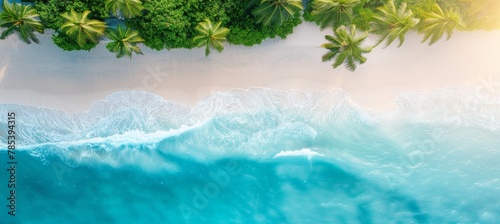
[1,88,499,223]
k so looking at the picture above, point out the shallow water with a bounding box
[1,88,499,223]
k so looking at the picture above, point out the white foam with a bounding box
[273,148,325,160]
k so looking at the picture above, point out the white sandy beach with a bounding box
[1,22,500,113]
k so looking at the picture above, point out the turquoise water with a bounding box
[1,88,500,223]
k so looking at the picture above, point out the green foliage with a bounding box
[129,0,302,50]
[349,0,385,31]
[227,0,302,45]
[52,31,97,51]
[105,0,144,18]
[394,0,437,18]
[360,0,385,8]
[321,25,372,71]
[106,25,144,58]
[3,0,486,60]
[252,0,303,26]
[396,0,498,30]
[349,6,375,31]
[304,0,380,31]
[227,15,301,46]
[34,0,109,29]
[370,0,419,47]
[455,0,500,30]
[0,0,44,44]
[309,0,361,30]
[418,3,465,45]
[60,10,107,47]
[127,0,191,50]
[193,18,230,56]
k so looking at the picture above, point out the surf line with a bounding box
[6,112,17,216]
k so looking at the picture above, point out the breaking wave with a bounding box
[0,87,499,223]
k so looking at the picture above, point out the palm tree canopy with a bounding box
[252,0,303,26]
[459,0,500,29]
[311,0,360,30]
[321,25,372,71]
[418,3,465,45]
[0,0,44,44]
[106,25,145,58]
[60,10,107,47]
[370,0,419,48]
[105,0,144,18]
[193,18,230,57]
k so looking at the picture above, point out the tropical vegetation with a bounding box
[105,0,144,18]
[370,0,419,47]
[193,18,230,57]
[321,25,372,71]
[418,3,465,45]
[0,0,498,67]
[457,0,500,30]
[60,10,107,47]
[252,0,303,26]
[106,25,144,58]
[0,0,44,44]
[309,0,360,30]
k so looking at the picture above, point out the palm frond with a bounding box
[321,25,372,71]
[105,25,144,59]
[105,0,144,18]
[418,3,465,45]
[0,0,44,44]
[193,18,230,57]
[60,10,106,47]
[369,0,418,48]
[311,0,360,30]
[252,0,303,26]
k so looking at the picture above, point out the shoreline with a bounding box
[1,22,500,113]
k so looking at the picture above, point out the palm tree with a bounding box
[459,0,500,29]
[252,0,303,26]
[105,0,144,18]
[370,0,419,48]
[193,18,230,57]
[106,25,145,58]
[60,10,107,47]
[310,0,360,30]
[321,25,372,71]
[0,0,44,44]
[418,3,465,45]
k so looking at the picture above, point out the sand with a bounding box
[1,22,500,113]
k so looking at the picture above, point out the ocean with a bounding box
[1,88,499,223]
